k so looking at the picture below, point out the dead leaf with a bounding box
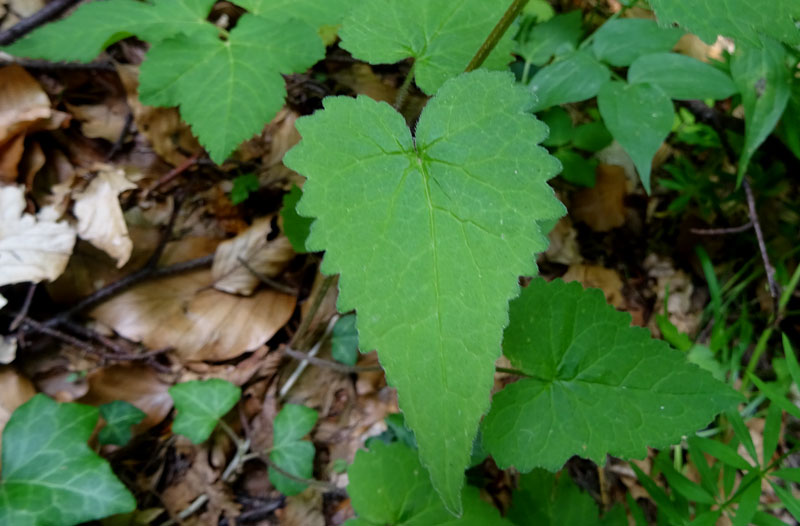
[65,101,128,143]
[331,63,396,104]
[279,488,324,526]
[73,164,137,267]
[0,184,76,287]
[571,164,628,232]
[0,133,24,182]
[543,217,582,265]
[116,65,202,166]
[212,217,294,296]
[562,264,625,309]
[0,367,36,455]
[0,335,16,364]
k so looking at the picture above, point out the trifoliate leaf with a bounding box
[591,18,682,67]
[139,14,324,163]
[230,173,260,205]
[346,441,511,525]
[331,313,359,366]
[730,37,790,184]
[339,0,514,94]
[529,51,610,111]
[280,185,312,253]
[4,0,216,63]
[0,394,136,525]
[628,53,737,101]
[285,70,564,514]
[517,11,584,67]
[482,279,743,473]
[168,379,241,443]
[268,404,317,496]
[598,81,674,192]
[99,400,147,446]
[649,0,800,46]
[508,470,626,526]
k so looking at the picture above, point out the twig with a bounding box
[145,154,200,196]
[743,179,779,305]
[690,221,753,236]
[0,58,117,71]
[236,256,298,296]
[105,112,134,160]
[279,316,338,399]
[0,0,81,45]
[465,0,529,73]
[260,455,344,495]
[283,347,382,374]
[9,283,36,331]
[18,316,98,354]
[289,274,336,349]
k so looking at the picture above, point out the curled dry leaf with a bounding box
[212,216,294,296]
[0,367,36,454]
[91,238,296,361]
[0,185,76,287]
[571,163,629,232]
[73,164,137,267]
[65,101,129,143]
[562,264,626,309]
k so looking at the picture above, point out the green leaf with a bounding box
[540,107,574,147]
[654,452,716,505]
[770,480,800,522]
[234,0,351,29]
[331,313,359,366]
[168,379,241,443]
[346,441,511,525]
[517,11,584,67]
[591,18,682,67]
[339,0,514,94]
[649,0,800,46]
[628,53,737,101]
[481,279,742,472]
[509,469,622,525]
[0,394,136,525]
[268,404,318,496]
[4,0,216,63]
[99,400,147,446]
[688,436,753,470]
[139,14,324,163]
[730,38,791,183]
[572,121,612,152]
[280,185,313,253]
[230,173,260,205]
[731,472,760,526]
[554,150,597,187]
[529,51,610,111]
[284,70,564,514]
[598,81,674,192]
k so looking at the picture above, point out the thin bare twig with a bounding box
[145,154,200,196]
[283,347,382,374]
[106,112,134,160]
[0,58,117,71]
[236,256,298,295]
[0,0,81,45]
[9,283,36,331]
[690,221,753,236]
[744,179,779,305]
[289,274,336,349]
[279,316,338,399]
[260,455,344,495]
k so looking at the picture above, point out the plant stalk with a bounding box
[465,0,529,73]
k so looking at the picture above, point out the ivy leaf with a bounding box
[139,14,324,163]
[0,394,136,525]
[628,53,737,101]
[598,81,674,192]
[284,70,564,513]
[168,379,241,443]
[529,51,610,111]
[730,37,790,183]
[346,441,511,525]
[4,0,216,63]
[99,400,147,446]
[331,313,359,366]
[268,404,318,496]
[481,279,743,473]
[649,0,800,46]
[339,0,514,94]
[591,18,682,67]
[280,185,313,253]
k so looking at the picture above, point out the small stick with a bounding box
[289,274,336,349]
[283,347,382,374]
[106,112,134,160]
[744,179,779,305]
[9,283,36,331]
[279,317,338,399]
[260,455,344,495]
[0,58,117,71]
[690,221,753,236]
[0,0,81,45]
[145,154,200,196]
[465,0,529,73]
[236,256,298,296]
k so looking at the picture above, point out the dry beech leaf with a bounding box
[543,217,583,265]
[562,264,625,309]
[65,101,129,143]
[91,265,296,361]
[279,488,325,526]
[0,185,76,287]
[0,133,25,182]
[331,63,396,104]
[73,165,137,267]
[571,164,628,232]
[212,217,294,296]
[0,367,36,454]
[80,364,172,432]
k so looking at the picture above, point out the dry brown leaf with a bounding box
[562,264,625,309]
[212,217,294,296]
[91,267,296,361]
[331,63,396,104]
[0,184,76,287]
[571,164,628,232]
[65,101,129,143]
[543,217,582,265]
[0,367,36,455]
[279,488,324,526]
[116,65,202,166]
[0,335,16,364]
[73,164,137,267]
[80,364,173,431]
[0,133,24,182]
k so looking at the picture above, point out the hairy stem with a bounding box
[465,0,529,73]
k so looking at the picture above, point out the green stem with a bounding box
[394,62,417,111]
[495,366,531,377]
[465,0,529,73]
